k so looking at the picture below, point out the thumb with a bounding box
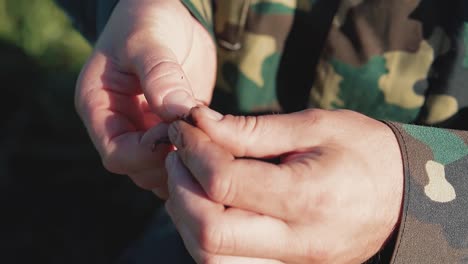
[190,107,329,158]
[131,44,197,121]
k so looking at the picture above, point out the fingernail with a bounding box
[199,106,223,121]
[163,90,197,117]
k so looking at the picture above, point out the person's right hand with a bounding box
[75,0,216,198]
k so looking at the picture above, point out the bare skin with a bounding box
[165,106,404,264]
[75,0,216,198]
[76,1,404,262]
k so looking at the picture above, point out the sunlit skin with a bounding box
[75,0,216,198]
[76,0,405,263]
[165,106,404,264]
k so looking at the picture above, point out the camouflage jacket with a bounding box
[58,0,468,263]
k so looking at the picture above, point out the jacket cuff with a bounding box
[384,122,468,263]
[180,0,214,37]
[55,0,98,42]
[58,0,213,42]
[96,0,120,39]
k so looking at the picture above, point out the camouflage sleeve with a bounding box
[54,0,99,42]
[384,122,468,263]
[180,0,214,37]
[56,0,213,42]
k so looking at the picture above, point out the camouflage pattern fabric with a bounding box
[386,122,468,263]
[181,1,468,263]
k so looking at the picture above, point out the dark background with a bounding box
[0,1,160,263]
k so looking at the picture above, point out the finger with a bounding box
[168,120,318,221]
[128,42,197,121]
[165,153,293,260]
[76,52,148,135]
[138,94,162,129]
[166,207,284,264]
[77,54,174,187]
[189,106,331,158]
[163,218,284,264]
[109,122,172,174]
[77,53,173,187]
[130,167,168,199]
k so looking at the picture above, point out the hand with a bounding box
[165,107,404,263]
[75,0,216,198]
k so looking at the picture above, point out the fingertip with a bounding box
[191,106,223,123]
[167,117,211,150]
[188,106,224,137]
[162,90,197,120]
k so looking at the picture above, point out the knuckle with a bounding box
[224,115,262,156]
[205,167,233,204]
[197,219,233,257]
[237,115,261,140]
[302,108,327,128]
[198,221,225,254]
[143,60,182,87]
[243,115,263,140]
[236,115,260,135]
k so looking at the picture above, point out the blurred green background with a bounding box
[0,1,158,263]
[0,0,90,71]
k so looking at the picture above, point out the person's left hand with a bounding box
[164,107,404,264]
